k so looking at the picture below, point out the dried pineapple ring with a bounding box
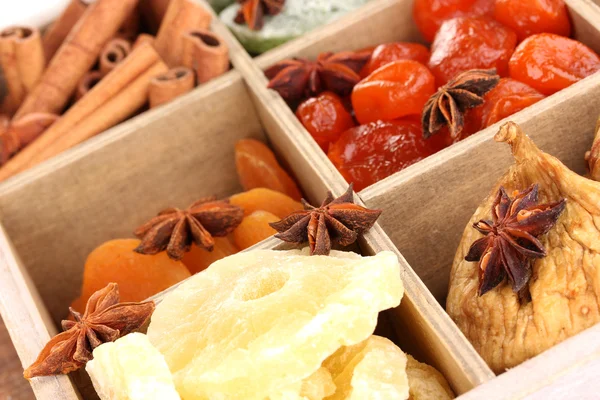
[148,249,403,400]
[405,355,454,400]
[323,335,409,400]
[86,333,180,400]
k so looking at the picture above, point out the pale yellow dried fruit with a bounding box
[148,249,403,400]
[447,122,600,372]
[323,335,409,400]
[405,355,454,400]
[86,333,180,400]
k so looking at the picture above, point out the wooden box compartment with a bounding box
[0,65,488,398]
[1,0,600,399]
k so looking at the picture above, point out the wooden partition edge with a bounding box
[0,223,80,399]
[456,324,600,400]
[362,224,495,394]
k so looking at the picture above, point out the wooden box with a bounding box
[1,0,600,398]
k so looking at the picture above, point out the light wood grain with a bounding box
[0,316,35,400]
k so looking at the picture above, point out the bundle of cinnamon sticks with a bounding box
[0,0,230,181]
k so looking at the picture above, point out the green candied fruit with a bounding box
[206,0,235,13]
[220,0,370,55]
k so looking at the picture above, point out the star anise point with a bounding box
[236,0,285,31]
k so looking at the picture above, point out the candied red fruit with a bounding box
[360,42,430,77]
[509,33,600,95]
[413,0,494,42]
[494,0,571,42]
[296,92,356,152]
[327,119,448,191]
[428,17,517,86]
[352,60,435,124]
[469,78,545,130]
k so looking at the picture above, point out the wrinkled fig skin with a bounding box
[586,118,600,181]
[447,122,600,373]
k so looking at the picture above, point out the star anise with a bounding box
[466,184,566,297]
[422,69,500,140]
[269,184,381,255]
[234,0,285,31]
[24,283,154,378]
[134,196,243,260]
[265,51,371,103]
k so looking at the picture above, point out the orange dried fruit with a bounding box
[71,239,191,312]
[232,210,279,250]
[229,188,303,219]
[235,139,302,201]
[181,236,239,275]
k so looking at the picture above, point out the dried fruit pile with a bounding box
[447,121,600,372]
[267,0,600,191]
[70,139,304,311]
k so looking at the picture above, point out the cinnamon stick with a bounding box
[99,39,132,76]
[0,113,59,163]
[14,0,140,120]
[42,0,88,60]
[76,71,103,100]
[118,7,142,41]
[149,66,194,108]
[133,34,155,50]
[141,0,172,33]
[182,29,229,84]
[0,27,45,116]
[154,0,211,67]
[0,43,167,181]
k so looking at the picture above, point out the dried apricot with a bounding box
[296,92,356,152]
[352,60,436,124]
[428,17,517,86]
[494,0,571,42]
[413,0,494,42]
[182,236,238,274]
[229,188,303,218]
[469,78,545,130]
[71,239,191,312]
[235,139,302,201]
[360,42,430,77]
[232,210,279,250]
[328,119,448,191]
[509,33,600,95]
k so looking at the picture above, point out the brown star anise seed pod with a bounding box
[24,283,155,378]
[134,197,244,261]
[234,0,285,31]
[422,69,500,140]
[265,51,371,103]
[269,184,382,255]
[466,184,566,296]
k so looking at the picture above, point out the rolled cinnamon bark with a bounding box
[149,66,194,108]
[182,29,229,84]
[99,38,132,76]
[133,33,155,50]
[0,113,59,164]
[118,7,142,41]
[141,0,172,33]
[154,0,211,67]
[76,71,103,100]
[14,0,140,120]
[0,27,45,116]
[0,43,168,181]
[42,0,89,60]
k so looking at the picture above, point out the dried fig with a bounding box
[585,117,600,181]
[447,122,600,373]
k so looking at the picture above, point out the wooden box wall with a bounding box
[1,0,600,398]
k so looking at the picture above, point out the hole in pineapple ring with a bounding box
[236,269,289,301]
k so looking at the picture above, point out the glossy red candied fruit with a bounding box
[468,78,545,130]
[494,0,571,42]
[428,17,517,86]
[352,60,435,125]
[360,42,430,77]
[327,119,449,191]
[296,92,356,152]
[509,33,600,96]
[413,0,494,42]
